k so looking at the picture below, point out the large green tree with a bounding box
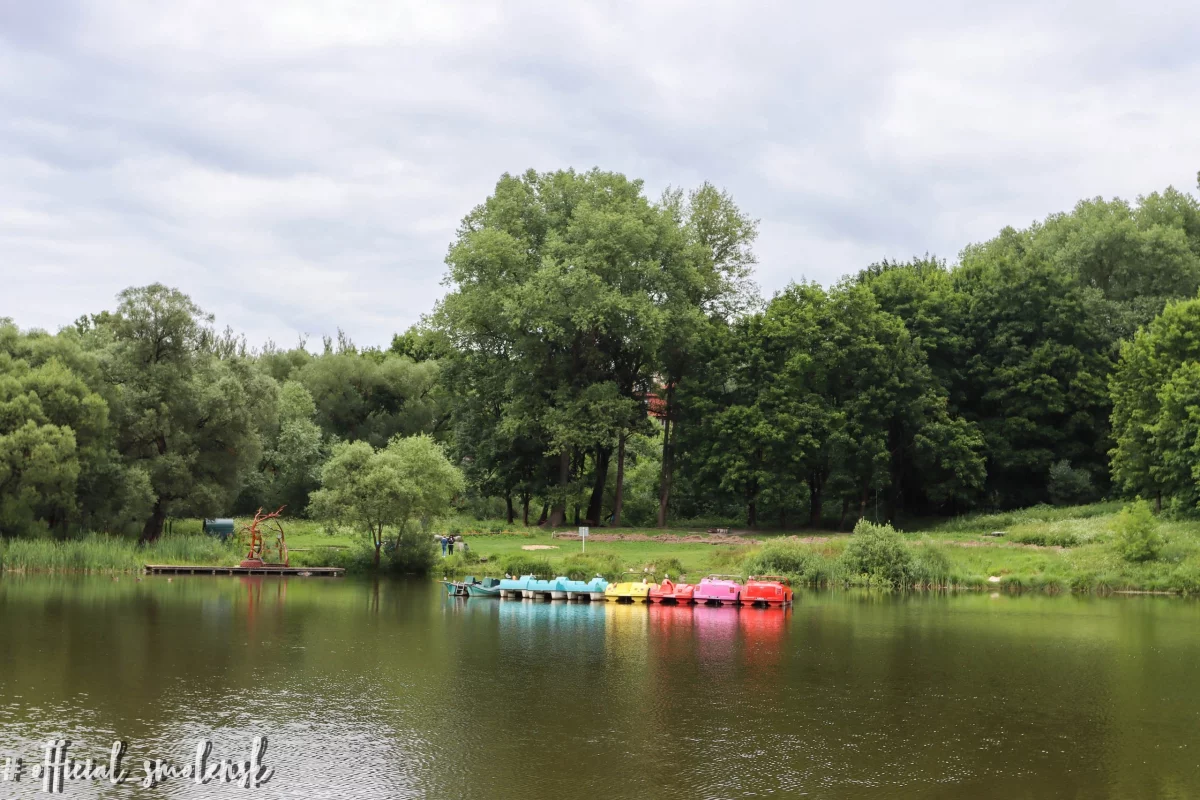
[440,168,707,527]
[99,285,276,542]
[1110,297,1200,512]
[311,434,464,568]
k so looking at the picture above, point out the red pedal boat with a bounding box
[743,575,793,607]
[648,577,696,604]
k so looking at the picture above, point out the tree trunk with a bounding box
[747,498,757,528]
[657,387,675,528]
[522,493,531,527]
[612,433,627,527]
[538,503,549,525]
[374,543,381,569]
[547,450,570,527]
[506,494,515,525]
[586,446,611,524]
[859,486,870,521]
[139,500,166,544]
[839,498,849,530]
[808,478,823,528]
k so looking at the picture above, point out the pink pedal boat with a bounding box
[694,575,744,606]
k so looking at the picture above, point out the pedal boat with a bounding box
[743,575,793,607]
[604,576,651,603]
[560,577,608,601]
[525,576,570,600]
[498,574,537,598]
[694,575,745,606]
[648,577,696,604]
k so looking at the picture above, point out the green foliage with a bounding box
[841,519,915,586]
[1047,460,1096,506]
[559,553,627,581]
[0,533,235,573]
[499,554,555,578]
[6,175,1200,552]
[1112,501,1162,562]
[911,541,952,586]
[310,434,464,571]
[1111,299,1200,513]
[742,541,843,586]
[98,285,276,542]
[1009,529,1080,547]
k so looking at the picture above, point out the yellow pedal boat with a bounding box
[604,576,652,603]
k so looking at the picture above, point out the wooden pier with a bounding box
[144,564,345,577]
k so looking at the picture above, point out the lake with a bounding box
[0,576,1197,799]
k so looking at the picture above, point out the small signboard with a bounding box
[578,526,589,538]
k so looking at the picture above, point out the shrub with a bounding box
[744,542,816,576]
[500,554,555,577]
[559,553,626,581]
[742,542,842,586]
[1009,529,1080,547]
[385,528,439,574]
[841,520,914,586]
[911,541,951,586]
[1048,460,1096,506]
[1112,501,1162,563]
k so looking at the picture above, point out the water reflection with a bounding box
[2,579,1200,799]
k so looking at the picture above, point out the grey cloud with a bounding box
[1,0,1198,348]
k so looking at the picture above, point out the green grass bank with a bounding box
[4,503,1200,595]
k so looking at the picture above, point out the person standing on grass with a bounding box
[440,536,448,557]
[448,536,455,556]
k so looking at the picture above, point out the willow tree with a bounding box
[100,285,275,542]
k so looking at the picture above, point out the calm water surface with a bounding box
[0,576,1198,799]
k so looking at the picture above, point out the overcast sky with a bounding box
[2,1,1198,349]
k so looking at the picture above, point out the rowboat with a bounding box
[604,576,652,603]
[443,576,502,597]
[465,577,502,597]
[648,577,696,604]
[743,576,793,607]
[441,579,470,597]
[694,575,744,606]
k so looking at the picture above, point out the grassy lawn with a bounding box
[429,503,1200,594]
[5,503,1200,594]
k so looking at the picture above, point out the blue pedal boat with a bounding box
[525,576,569,600]
[560,577,608,601]
[498,574,537,598]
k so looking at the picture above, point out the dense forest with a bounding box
[4,168,1200,543]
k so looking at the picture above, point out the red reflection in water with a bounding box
[238,575,287,636]
[738,607,790,670]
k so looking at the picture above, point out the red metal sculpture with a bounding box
[240,506,289,568]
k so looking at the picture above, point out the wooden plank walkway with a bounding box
[144,564,344,577]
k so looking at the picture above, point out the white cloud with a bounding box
[1,0,1198,347]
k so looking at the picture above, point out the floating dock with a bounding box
[144,564,344,577]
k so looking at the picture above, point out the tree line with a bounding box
[3,168,1200,543]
